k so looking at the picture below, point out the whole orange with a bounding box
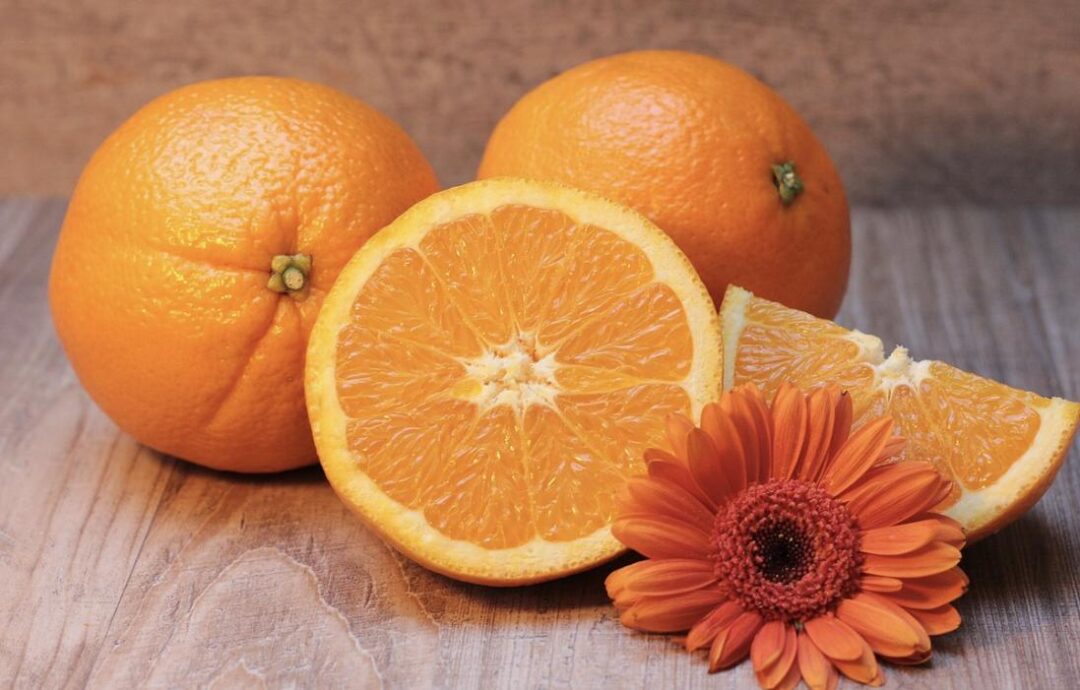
[49,77,439,472]
[478,50,850,318]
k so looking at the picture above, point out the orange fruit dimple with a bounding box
[720,285,1080,540]
[478,50,851,318]
[48,77,439,472]
[306,178,722,585]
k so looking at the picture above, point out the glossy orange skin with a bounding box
[478,50,851,318]
[49,77,439,472]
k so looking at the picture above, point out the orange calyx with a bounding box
[771,161,804,206]
[267,253,312,295]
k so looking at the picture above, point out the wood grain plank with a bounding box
[0,200,1077,689]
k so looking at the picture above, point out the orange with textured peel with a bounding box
[49,77,439,472]
[719,285,1079,540]
[305,178,722,585]
[478,50,850,318]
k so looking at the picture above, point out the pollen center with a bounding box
[752,518,814,583]
[458,332,559,413]
[711,479,862,622]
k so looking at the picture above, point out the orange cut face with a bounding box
[307,179,721,584]
[720,284,1079,540]
[335,208,696,548]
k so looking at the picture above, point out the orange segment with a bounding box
[523,406,621,541]
[490,204,581,335]
[559,385,691,471]
[890,363,1043,492]
[334,335,465,419]
[732,293,881,418]
[535,221,656,345]
[427,406,532,548]
[347,248,482,357]
[556,283,694,378]
[418,213,516,344]
[345,400,476,507]
[720,285,1079,541]
[306,179,721,585]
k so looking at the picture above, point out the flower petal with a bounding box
[605,559,656,608]
[666,413,694,461]
[687,428,737,506]
[908,512,967,547]
[708,610,763,671]
[645,450,716,510]
[750,620,788,672]
[737,384,774,484]
[859,575,904,593]
[879,435,906,461]
[885,567,969,610]
[619,587,730,632]
[836,591,930,658]
[827,390,854,458]
[821,415,895,495]
[619,475,716,532]
[770,382,808,479]
[797,631,838,690]
[885,650,932,665]
[860,517,963,555]
[612,516,712,560]
[826,634,882,686]
[712,388,756,492]
[803,614,864,661]
[773,661,803,690]
[614,558,720,598]
[685,598,743,651]
[842,461,953,530]
[908,604,962,634]
[793,385,839,482]
[754,622,797,689]
[862,541,962,578]
[644,447,680,465]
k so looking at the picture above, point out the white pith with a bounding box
[457,331,560,415]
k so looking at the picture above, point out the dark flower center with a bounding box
[752,518,813,583]
[711,479,862,622]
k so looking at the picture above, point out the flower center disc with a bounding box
[712,479,862,622]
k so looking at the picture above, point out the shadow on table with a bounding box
[431,551,638,614]
[154,450,330,486]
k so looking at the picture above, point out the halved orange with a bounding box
[306,178,721,585]
[720,285,1079,541]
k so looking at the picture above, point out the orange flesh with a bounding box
[733,297,1042,503]
[335,205,695,548]
[889,363,1041,491]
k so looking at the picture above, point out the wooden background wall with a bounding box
[2,0,1079,203]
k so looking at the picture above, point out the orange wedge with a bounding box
[306,179,721,585]
[720,285,1079,541]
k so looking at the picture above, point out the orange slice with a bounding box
[306,179,721,585]
[720,285,1079,541]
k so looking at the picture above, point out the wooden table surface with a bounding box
[1,200,1078,689]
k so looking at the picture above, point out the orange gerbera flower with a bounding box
[606,383,967,689]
